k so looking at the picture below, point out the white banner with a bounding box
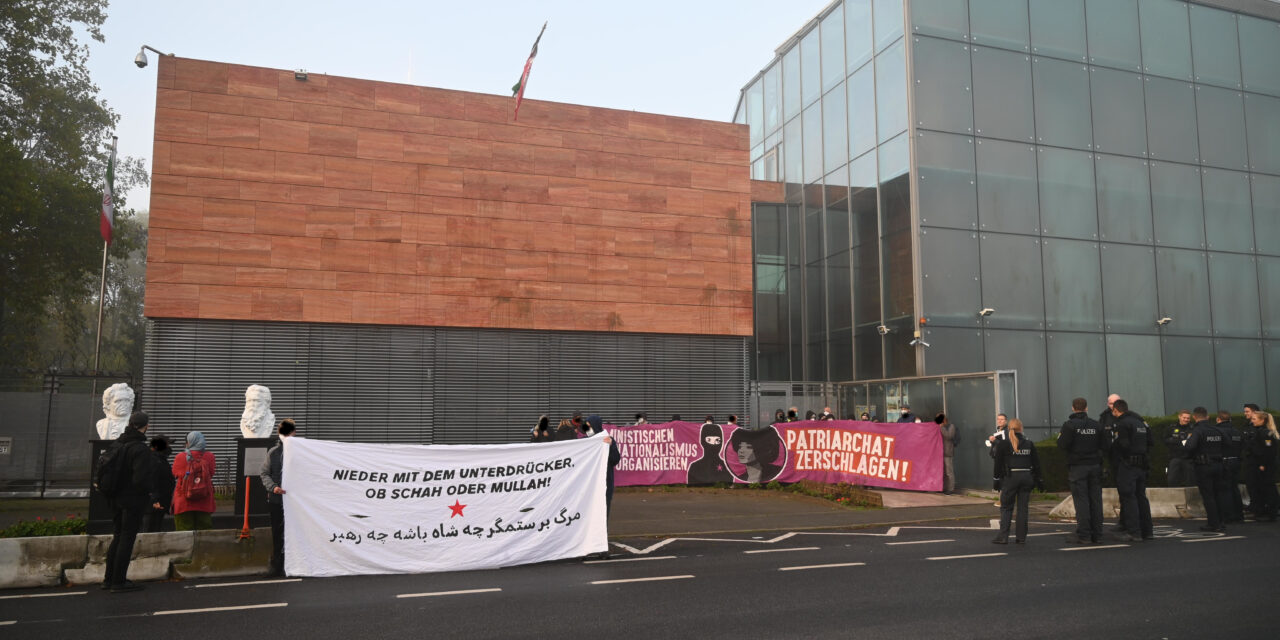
[282,434,610,577]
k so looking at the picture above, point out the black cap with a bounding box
[128,411,149,429]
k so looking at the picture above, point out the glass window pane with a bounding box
[925,326,986,375]
[802,102,823,185]
[917,131,977,230]
[976,139,1039,235]
[874,0,905,52]
[1086,0,1142,71]
[784,116,802,184]
[970,0,1029,52]
[1215,339,1266,414]
[1043,239,1103,331]
[1144,77,1199,164]
[823,87,847,175]
[825,182,851,259]
[984,329,1050,426]
[913,36,973,134]
[1196,86,1248,171]
[847,65,876,159]
[783,47,801,122]
[1239,14,1280,96]
[1260,257,1280,338]
[971,47,1034,142]
[747,80,764,148]
[821,5,845,94]
[1155,248,1212,336]
[1254,173,1280,257]
[753,204,790,381]
[876,39,908,143]
[850,152,882,358]
[1150,162,1205,249]
[1245,93,1280,175]
[801,28,821,107]
[847,0,874,73]
[1032,56,1093,150]
[1089,66,1148,158]
[980,233,1045,329]
[788,203,803,378]
[1202,169,1254,253]
[1038,146,1097,240]
[879,134,914,322]
[1096,154,1153,244]
[1139,0,1192,81]
[1189,5,1241,89]
[1030,0,1086,61]
[1101,243,1158,333]
[764,64,781,134]
[1106,334,1165,414]
[920,227,980,326]
[1208,252,1261,338]
[910,0,969,41]
[1160,336,1216,413]
[879,134,911,232]
[1047,332,1107,424]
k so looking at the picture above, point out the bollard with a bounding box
[237,477,253,540]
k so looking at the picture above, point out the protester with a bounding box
[819,407,835,421]
[554,418,577,441]
[860,412,871,421]
[897,404,915,423]
[102,412,162,592]
[670,414,682,422]
[1244,409,1279,522]
[586,415,621,515]
[991,418,1042,544]
[773,409,786,424]
[1184,407,1230,533]
[260,418,296,577]
[1216,410,1245,523]
[1165,410,1195,487]
[171,431,216,531]
[146,436,175,533]
[634,413,648,426]
[937,413,957,495]
[786,407,799,422]
[530,415,553,443]
[703,415,716,428]
[1058,398,1105,544]
[727,415,739,427]
[1111,399,1153,541]
[804,409,817,421]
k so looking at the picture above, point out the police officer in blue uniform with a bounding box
[1184,407,1231,532]
[1164,410,1195,487]
[1216,410,1245,523]
[1110,399,1153,541]
[992,418,1043,545]
[1058,397,1106,544]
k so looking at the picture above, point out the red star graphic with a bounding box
[448,499,467,518]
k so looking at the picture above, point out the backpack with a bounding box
[94,442,129,498]
[179,451,212,502]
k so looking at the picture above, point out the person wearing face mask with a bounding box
[819,407,836,421]
[897,405,915,423]
[688,420,732,484]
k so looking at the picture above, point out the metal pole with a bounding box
[90,136,116,429]
[40,374,57,498]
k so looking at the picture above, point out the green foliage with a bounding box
[0,515,87,538]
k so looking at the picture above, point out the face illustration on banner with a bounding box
[723,427,787,484]
[687,423,733,484]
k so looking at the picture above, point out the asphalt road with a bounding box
[3,518,1277,639]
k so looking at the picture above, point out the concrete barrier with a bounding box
[1050,484,1269,520]
[0,535,89,588]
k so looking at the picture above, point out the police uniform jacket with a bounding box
[1245,426,1278,467]
[992,436,1042,484]
[1184,419,1226,463]
[1165,422,1194,460]
[1113,411,1151,465]
[1058,411,1105,466]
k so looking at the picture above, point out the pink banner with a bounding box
[606,420,943,492]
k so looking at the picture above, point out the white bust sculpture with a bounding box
[239,384,276,439]
[95,383,134,440]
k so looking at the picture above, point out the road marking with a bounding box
[194,579,302,588]
[926,553,1006,561]
[1059,544,1129,551]
[0,621,14,626]
[744,546,820,554]
[0,591,86,600]
[153,603,287,616]
[1181,535,1245,543]
[778,562,866,571]
[396,588,502,599]
[584,555,677,564]
[886,539,954,546]
[1025,532,1072,538]
[590,575,694,585]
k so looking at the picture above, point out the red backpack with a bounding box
[180,452,212,501]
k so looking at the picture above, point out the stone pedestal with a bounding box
[233,437,273,528]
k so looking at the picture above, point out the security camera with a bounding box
[876,325,890,336]
[1157,317,1172,326]
[979,308,995,317]
[134,50,147,68]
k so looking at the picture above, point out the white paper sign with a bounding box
[282,434,610,577]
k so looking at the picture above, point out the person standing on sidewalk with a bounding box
[1184,407,1230,533]
[103,412,162,592]
[260,418,296,577]
[1165,410,1195,487]
[171,431,216,530]
[145,436,175,533]
[1111,399,1153,541]
[1217,410,1245,523]
[1244,410,1279,522]
[1058,397,1105,544]
[991,419,1042,545]
[937,413,957,495]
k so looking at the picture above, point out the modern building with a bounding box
[736,0,1280,431]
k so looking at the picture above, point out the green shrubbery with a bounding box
[0,515,87,538]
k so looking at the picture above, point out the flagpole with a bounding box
[90,135,117,427]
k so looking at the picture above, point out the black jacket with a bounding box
[1113,411,1151,463]
[1184,420,1225,462]
[1058,412,1105,466]
[152,450,176,510]
[109,426,160,508]
[992,436,1042,485]
[1244,426,1278,467]
[1165,422,1193,460]
[1217,421,1243,458]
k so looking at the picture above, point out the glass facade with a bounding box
[740,0,1280,425]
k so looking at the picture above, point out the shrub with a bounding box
[0,515,87,538]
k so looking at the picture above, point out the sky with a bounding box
[85,0,832,209]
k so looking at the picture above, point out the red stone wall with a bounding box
[145,56,753,336]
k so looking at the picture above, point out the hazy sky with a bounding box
[86,0,831,209]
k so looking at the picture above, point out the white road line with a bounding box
[1059,544,1129,551]
[1025,532,1072,538]
[584,555,677,564]
[0,591,86,600]
[0,621,15,625]
[1182,536,1245,543]
[744,546,820,554]
[396,588,502,599]
[926,552,1007,561]
[778,562,866,571]
[886,539,954,546]
[193,579,302,589]
[153,603,287,616]
[590,575,694,585]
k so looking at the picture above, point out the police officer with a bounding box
[1110,399,1153,541]
[1241,403,1261,516]
[1216,410,1245,523]
[991,418,1043,545]
[1164,410,1194,487]
[1099,393,1126,531]
[1058,397,1105,544]
[1184,407,1231,532]
[1244,410,1279,522]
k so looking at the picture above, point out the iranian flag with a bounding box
[510,22,547,122]
[100,138,117,244]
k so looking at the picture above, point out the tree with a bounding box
[0,0,149,374]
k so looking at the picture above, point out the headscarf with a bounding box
[186,431,207,453]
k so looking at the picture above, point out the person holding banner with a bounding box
[260,418,296,577]
[991,418,1043,545]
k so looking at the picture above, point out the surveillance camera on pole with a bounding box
[134,45,172,69]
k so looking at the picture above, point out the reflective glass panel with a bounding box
[1245,93,1280,174]
[826,182,853,382]
[1195,86,1248,171]
[847,0,874,73]
[970,0,1029,52]
[801,28,822,107]
[1161,336,1216,413]
[823,87,848,175]
[1096,154,1153,244]
[879,134,914,322]
[1043,238,1103,331]
[1255,174,1280,256]
[1046,332,1107,424]
[1189,5,1241,89]
[1208,252,1261,338]
[1259,257,1280,338]
[747,80,764,148]
[924,326,985,375]
[984,329,1050,426]
[1032,57,1093,150]
[1089,66,1148,158]
[850,153,883,365]
[847,64,876,159]
[971,47,1034,142]
[874,0,905,52]
[1239,15,1280,96]
[917,131,977,230]
[1150,162,1205,249]
[806,186,827,381]
[1215,339,1266,413]
[910,0,968,40]
[920,227,980,326]
[1105,334,1165,414]
[1202,169,1254,253]
[980,233,1045,329]
[783,47,801,122]
[1030,0,1086,61]
[1139,0,1192,81]
[1155,248,1212,336]
[821,5,845,94]
[1144,77,1199,165]
[976,139,1039,235]
[764,63,781,134]
[876,39,908,143]
[784,116,802,184]
[788,204,803,378]
[1101,243,1158,333]
[1270,342,1280,407]
[1086,0,1142,71]
[825,181,851,258]
[913,36,973,134]
[803,102,823,185]
[753,204,790,381]
[1038,146,1097,240]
